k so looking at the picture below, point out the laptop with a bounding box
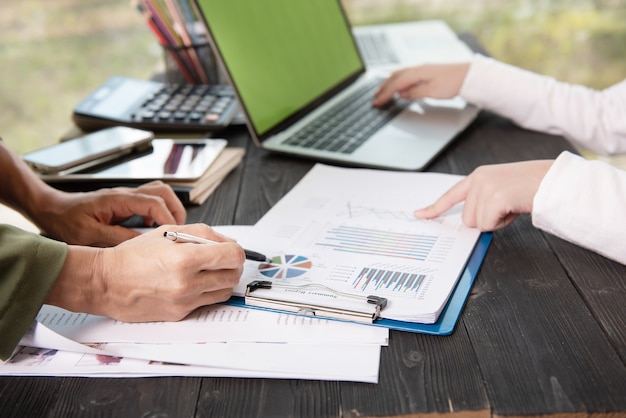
[353,20,475,72]
[192,0,479,171]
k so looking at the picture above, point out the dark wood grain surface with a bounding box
[2,111,623,418]
[1,38,625,418]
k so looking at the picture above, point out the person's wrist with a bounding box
[25,187,72,233]
[527,160,554,212]
[45,245,104,315]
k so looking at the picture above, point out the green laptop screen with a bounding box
[194,0,363,136]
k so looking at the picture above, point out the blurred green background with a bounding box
[1,0,625,154]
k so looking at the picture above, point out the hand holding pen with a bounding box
[47,225,245,324]
[164,231,270,262]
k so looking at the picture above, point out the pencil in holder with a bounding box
[162,42,225,85]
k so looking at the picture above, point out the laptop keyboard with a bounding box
[354,32,400,66]
[283,79,408,154]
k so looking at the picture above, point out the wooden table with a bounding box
[1,41,625,418]
[2,111,624,418]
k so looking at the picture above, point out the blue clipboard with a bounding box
[225,232,492,335]
[372,232,492,335]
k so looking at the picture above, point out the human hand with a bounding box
[372,63,470,106]
[415,160,554,231]
[34,180,186,247]
[46,224,245,322]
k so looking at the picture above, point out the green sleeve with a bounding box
[0,225,68,360]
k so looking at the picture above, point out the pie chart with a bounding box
[258,255,312,279]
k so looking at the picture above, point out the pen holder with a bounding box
[162,42,226,85]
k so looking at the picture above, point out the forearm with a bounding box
[532,151,626,264]
[44,245,104,316]
[0,142,65,226]
[460,54,626,156]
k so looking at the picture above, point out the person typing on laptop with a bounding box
[373,53,626,265]
[192,0,478,171]
[0,140,245,360]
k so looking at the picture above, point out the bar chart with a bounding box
[314,225,437,261]
[352,267,426,294]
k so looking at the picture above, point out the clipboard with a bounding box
[226,232,492,335]
[244,280,388,324]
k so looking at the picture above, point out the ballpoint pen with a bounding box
[163,231,270,262]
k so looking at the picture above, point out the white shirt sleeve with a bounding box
[459,54,626,156]
[532,151,626,264]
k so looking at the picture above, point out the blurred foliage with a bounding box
[1,0,625,154]
[1,0,158,154]
[345,0,626,89]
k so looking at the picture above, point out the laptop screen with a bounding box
[194,0,364,138]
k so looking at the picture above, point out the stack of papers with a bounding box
[1,163,487,382]
[167,146,245,204]
[2,304,387,383]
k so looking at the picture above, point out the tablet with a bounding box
[40,139,227,182]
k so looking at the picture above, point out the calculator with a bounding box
[72,76,240,133]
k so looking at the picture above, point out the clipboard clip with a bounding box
[245,280,388,324]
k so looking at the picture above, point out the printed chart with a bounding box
[353,267,426,294]
[314,225,437,261]
[337,201,415,222]
[258,255,312,279]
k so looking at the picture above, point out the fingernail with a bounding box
[413,208,427,218]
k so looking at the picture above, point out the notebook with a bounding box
[192,0,479,171]
[352,19,475,72]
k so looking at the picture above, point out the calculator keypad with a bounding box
[132,84,237,127]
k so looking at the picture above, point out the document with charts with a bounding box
[232,164,484,324]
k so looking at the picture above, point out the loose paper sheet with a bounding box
[3,304,386,382]
[4,322,381,382]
